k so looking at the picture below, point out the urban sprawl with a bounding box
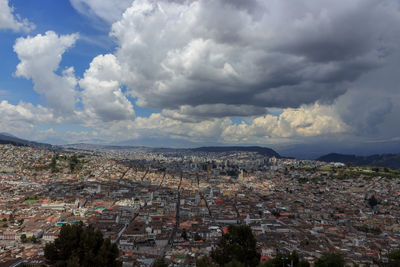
[0,144,399,266]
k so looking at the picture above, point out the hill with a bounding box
[0,133,53,149]
[189,146,281,157]
[317,153,400,169]
[62,144,281,157]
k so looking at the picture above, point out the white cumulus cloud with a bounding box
[0,0,34,32]
[14,31,79,115]
[80,54,135,122]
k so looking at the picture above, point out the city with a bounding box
[2,0,400,266]
[0,144,399,266]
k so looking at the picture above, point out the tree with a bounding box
[299,261,310,267]
[224,259,245,267]
[260,251,309,267]
[368,196,378,208]
[44,222,121,267]
[69,155,80,173]
[181,228,188,240]
[50,154,58,173]
[9,214,14,224]
[271,209,280,218]
[314,253,345,267]
[386,249,400,267]
[21,234,27,243]
[194,233,202,241]
[67,255,80,267]
[31,235,39,244]
[153,258,169,267]
[197,257,214,267]
[211,225,260,267]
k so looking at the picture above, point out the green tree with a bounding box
[153,258,169,267]
[67,255,80,267]
[197,257,214,267]
[181,229,188,240]
[260,251,309,267]
[194,233,202,241]
[21,234,27,243]
[224,259,245,267]
[9,214,14,224]
[314,253,345,267]
[31,235,39,244]
[211,225,260,267]
[50,154,58,173]
[386,249,400,267]
[69,155,79,173]
[299,261,310,267]
[44,222,121,267]
[368,196,378,208]
[271,209,280,218]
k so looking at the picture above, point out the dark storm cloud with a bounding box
[109,0,400,120]
[162,104,268,122]
[273,2,382,62]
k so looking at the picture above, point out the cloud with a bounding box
[335,90,393,135]
[69,0,133,23]
[221,103,348,143]
[109,0,400,120]
[131,113,231,141]
[4,0,400,151]
[0,0,34,32]
[78,102,347,144]
[0,100,57,124]
[80,54,135,122]
[0,100,348,145]
[11,31,136,128]
[14,31,79,115]
[162,104,267,122]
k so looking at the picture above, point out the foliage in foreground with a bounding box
[211,225,260,267]
[260,250,310,267]
[384,250,400,267]
[314,253,345,267]
[44,222,121,267]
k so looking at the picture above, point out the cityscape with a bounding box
[1,0,400,266]
[0,143,399,266]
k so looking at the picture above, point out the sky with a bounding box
[1,0,400,158]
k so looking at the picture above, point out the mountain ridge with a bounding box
[189,146,281,157]
[62,143,281,157]
[317,152,400,169]
[0,133,53,149]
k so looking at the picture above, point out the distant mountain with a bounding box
[113,137,221,148]
[62,144,281,157]
[0,132,17,138]
[276,139,400,159]
[189,146,281,157]
[0,133,53,149]
[317,153,400,169]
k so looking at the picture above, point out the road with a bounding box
[156,171,183,263]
